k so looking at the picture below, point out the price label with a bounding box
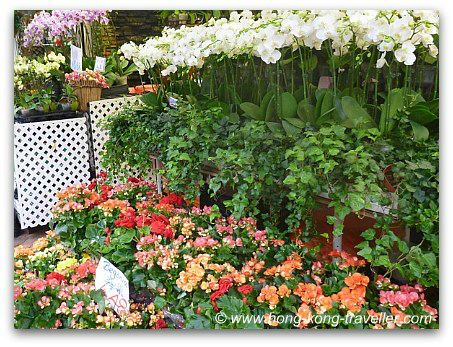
[95,257,129,316]
[94,56,106,72]
[70,44,83,72]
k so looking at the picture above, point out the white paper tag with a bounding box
[70,44,83,72]
[94,56,106,72]
[168,96,178,108]
[95,257,130,315]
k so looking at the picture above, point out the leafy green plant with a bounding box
[209,120,291,226]
[15,87,58,113]
[104,51,137,86]
[378,88,438,140]
[356,137,439,288]
[158,10,226,25]
[284,125,386,234]
[59,84,79,110]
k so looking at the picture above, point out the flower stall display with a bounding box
[13,9,440,331]
[65,70,109,111]
[103,9,439,293]
[13,173,433,329]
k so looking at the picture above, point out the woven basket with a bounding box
[71,81,103,111]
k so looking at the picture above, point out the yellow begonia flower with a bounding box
[56,258,78,271]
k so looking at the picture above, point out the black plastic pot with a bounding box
[14,110,83,124]
[101,84,129,99]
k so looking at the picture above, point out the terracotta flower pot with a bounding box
[128,84,159,95]
[383,164,397,193]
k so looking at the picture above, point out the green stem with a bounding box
[297,43,307,100]
[433,59,439,100]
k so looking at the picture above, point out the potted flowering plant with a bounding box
[14,52,66,117]
[59,84,79,112]
[65,70,109,111]
[101,51,137,99]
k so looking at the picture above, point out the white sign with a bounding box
[168,96,178,108]
[94,56,106,72]
[95,257,129,315]
[70,44,83,72]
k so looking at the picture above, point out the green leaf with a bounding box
[266,121,283,134]
[280,92,298,119]
[259,91,274,116]
[153,296,167,310]
[282,119,302,137]
[333,224,344,236]
[379,88,404,133]
[410,121,429,141]
[357,245,373,260]
[320,90,335,119]
[91,290,106,314]
[297,98,315,123]
[300,54,318,71]
[54,223,68,235]
[186,314,211,329]
[85,224,100,239]
[408,104,437,125]
[217,295,244,317]
[285,117,306,129]
[117,228,136,243]
[141,92,158,107]
[348,193,365,212]
[340,96,375,129]
[361,229,376,241]
[265,95,277,121]
[240,102,263,120]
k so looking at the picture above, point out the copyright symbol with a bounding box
[215,311,227,324]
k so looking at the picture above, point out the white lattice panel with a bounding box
[88,96,160,187]
[14,118,91,228]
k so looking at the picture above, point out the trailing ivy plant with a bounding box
[208,120,292,228]
[356,133,439,288]
[284,125,388,235]
[161,102,231,200]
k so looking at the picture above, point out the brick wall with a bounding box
[104,10,163,53]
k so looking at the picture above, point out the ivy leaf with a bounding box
[348,193,365,212]
[357,245,373,260]
[361,229,375,241]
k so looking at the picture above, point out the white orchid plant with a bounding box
[120,10,438,75]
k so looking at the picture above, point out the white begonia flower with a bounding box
[394,41,417,65]
[376,52,387,68]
